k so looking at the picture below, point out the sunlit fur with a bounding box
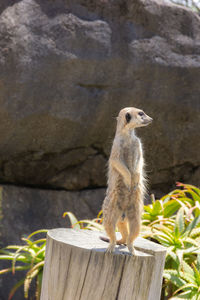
[102,107,152,254]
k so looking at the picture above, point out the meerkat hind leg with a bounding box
[104,223,116,253]
[104,217,117,253]
[127,212,140,255]
[104,209,121,253]
[116,217,128,245]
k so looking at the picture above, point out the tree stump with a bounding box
[41,229,166,300]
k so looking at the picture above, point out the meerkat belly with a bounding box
[115,177,132,211]
[123,145,137,173]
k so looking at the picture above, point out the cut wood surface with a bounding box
[41,229,166,300]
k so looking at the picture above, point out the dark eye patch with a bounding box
[125,112,131,123]
[138,111,144,116]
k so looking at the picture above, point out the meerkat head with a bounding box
[117,107,153,131]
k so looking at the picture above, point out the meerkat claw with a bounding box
[106,244,115,253]
[127,244,136,255]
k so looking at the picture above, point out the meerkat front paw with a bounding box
[124,176,131,191]
[127,244,136,255]
[106,243,116,253]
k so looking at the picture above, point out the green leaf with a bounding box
[192,262,200,285]
[0,254,30,263]
[161,189,184,203]
[186,189,200,203]
[190,227,200,239]
[62,212,81,229]
[30,239,46,247]
[27,229,48,240]
[176,250,184,266]
[179,196,194,206]
[8,278,25,300]
[24,261,44,299]
[97,210,103,219]
[142,213,153,221]
[163,200,181,218]
[24,268,39,299]
[77,220,104,231]
[184,216,200,236]
[153,236,170,247]
[174,283,197,294]
[151,200,163,216]
[5,246,25,250]
[36,271,43,300]
[0,265,30,275]
[170,290,193,299]
[143,205,153,213]
[182,184,200,197]
[11,245,34,274]
[175,208,185,235]
[184,237,199,247]
[155,225,175,241]
[167,247,178,263]
[164,269,186,288]
[197,254,200,270]
[182,260,195,276]
[183,246,199,254]
[179,271,196,285]
[153,231,174,244]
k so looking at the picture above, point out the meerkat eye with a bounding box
[138,111,144,116]
[125,112,131,123]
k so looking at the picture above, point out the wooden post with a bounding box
[41,229,166,300]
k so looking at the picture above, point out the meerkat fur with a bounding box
[102,107,153,254]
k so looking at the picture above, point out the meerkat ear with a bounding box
[125,112,131,123]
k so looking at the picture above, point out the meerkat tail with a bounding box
[100,236,126,245]
[100,236,110,243]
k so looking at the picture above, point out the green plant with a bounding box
[174,183,200,218]
[164,255,200,299]
[151,209,200,296]
[63,211,104,231]
[142,183,200,299]
[142,182,200,226]
[0,229,47,300]
[63,184,200,299]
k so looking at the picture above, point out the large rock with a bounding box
[0,0,200,193]
[0,185,104,246]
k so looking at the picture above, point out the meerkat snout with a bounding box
[138,111,153,126]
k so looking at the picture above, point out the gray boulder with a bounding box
[0,185,104,245]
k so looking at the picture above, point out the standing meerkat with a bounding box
[102,107,152,254]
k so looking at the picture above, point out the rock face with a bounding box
[0,185,104,245]
[0,0,199,193]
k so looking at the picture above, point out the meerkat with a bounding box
[102,107,152,254]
